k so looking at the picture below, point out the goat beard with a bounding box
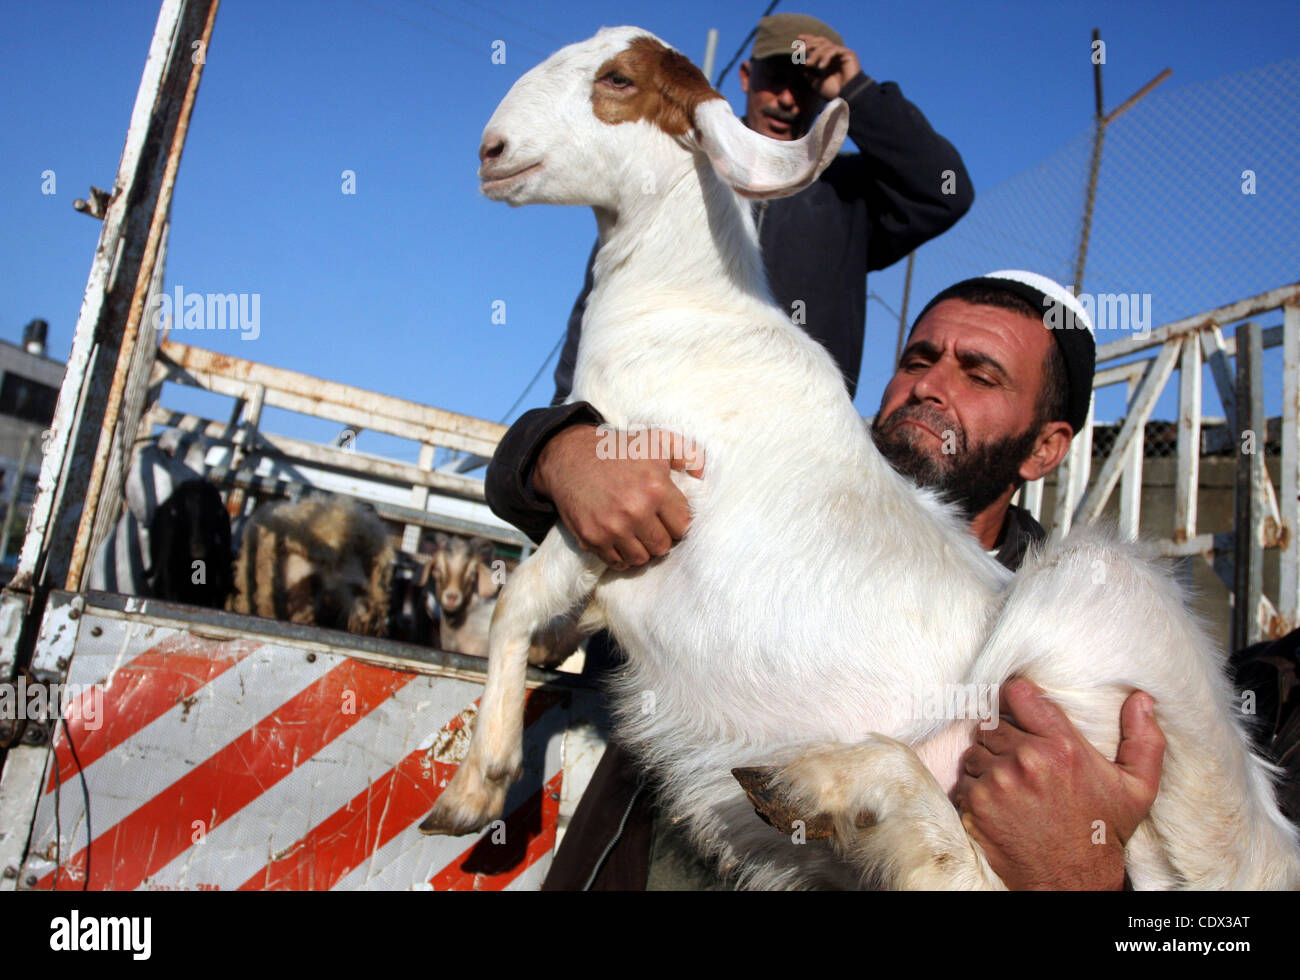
[870,404,1040,523]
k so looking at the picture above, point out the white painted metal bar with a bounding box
[1093,359,1148,390]
[1119,375,1144,540]
[403,443,438,553]
[1077,340,1180,527]
[1094,283,1299,364]
[1174,335,1202,543]
[1281,302,1300,631]
[157,341,505,457]
[66,0,220,593]
[14,0,189,587]
[1214,324,1286,359]
[144,406,489,501]
[225,382,265,516]
[1201,325,1238,436]
[1020,477,1043,524]
[1050,398,1095,541]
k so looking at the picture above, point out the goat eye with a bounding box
[602,71,633,89]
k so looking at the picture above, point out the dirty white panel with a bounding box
[17,601,589,891]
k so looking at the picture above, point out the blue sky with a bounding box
[2,0,1297,464]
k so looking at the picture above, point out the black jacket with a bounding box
[488,74,972,539]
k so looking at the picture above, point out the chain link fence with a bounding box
[875,58,1300,645]
[881,56,1300,434]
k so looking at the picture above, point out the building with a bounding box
[0,320,65,567]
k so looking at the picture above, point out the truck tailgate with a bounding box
[4,590,604,891]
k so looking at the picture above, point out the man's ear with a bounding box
[1019,422,1074,483]
[738,60,751,94]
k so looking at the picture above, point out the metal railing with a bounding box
[143,339,530,551]
[1019,282,1300,644]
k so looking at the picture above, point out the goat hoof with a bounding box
[419,766,510,836]
[418,805,483,836]
[417,808,472,836]
[418,789,502,836]
[733,766,835,840]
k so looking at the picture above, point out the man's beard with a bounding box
[870,404,1040,522]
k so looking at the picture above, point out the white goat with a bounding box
[419,27,1300,889]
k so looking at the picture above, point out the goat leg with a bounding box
[419,526,605,835]
[772,736,1004,890]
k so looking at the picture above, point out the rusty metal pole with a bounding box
[88,221,172,573]
[894,251,915,364]
[1072,29,1106,294]
[1072,29,1171,294]
[65,1,220,592]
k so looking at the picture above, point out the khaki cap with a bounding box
[751,13,843,61]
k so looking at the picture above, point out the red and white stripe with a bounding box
[21,614,578,891]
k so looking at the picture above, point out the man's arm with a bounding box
[484,402,606,545]
[485,415,702,564]
[807,35,973,271]
[954,678,1166,890]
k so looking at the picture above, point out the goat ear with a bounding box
[693,98,849,200]
[475,562,501,600]
[471,539,500,599]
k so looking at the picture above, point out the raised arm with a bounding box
[808,34,972,271]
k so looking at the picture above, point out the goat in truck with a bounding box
[419,27,1300,889]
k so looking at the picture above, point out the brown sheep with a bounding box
[227,496,394,637]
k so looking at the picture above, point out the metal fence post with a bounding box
[1233,321,1265,649]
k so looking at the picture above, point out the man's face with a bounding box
[871,299,1057,520]
[739,57,826,140]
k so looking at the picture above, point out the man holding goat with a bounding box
[489,270,1167,891]
[485,14,1165,890]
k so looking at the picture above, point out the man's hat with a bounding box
[751,13,843,61]
[912,270,1097,434]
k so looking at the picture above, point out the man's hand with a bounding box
[953,678,1166,890]
[532,425,704,569]
[797,34,862,100]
